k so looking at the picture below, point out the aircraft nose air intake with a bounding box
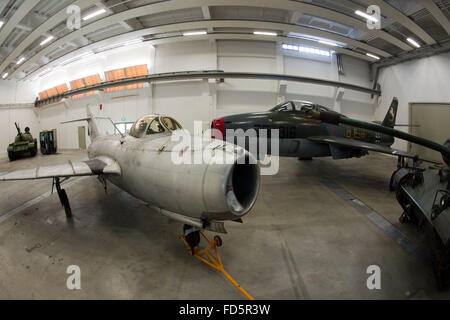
[226,153,260,216]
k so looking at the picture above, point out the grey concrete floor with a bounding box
[0,150,449,299]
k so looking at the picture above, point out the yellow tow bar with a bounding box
[181,231,255,300]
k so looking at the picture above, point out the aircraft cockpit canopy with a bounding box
[270,100,341,116]
[129,115,182,138]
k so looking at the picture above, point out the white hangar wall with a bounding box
[376,52,450,149]
[0,39,384,155]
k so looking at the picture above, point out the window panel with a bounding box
[125,64,148,77]
[39,91,48,99]
[56,83,68,94]
[105,68,126,81]
[84,74,101,86]
[70,79,85,90]
[46,87,58,97]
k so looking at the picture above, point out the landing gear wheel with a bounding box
[183,224,200,255]
[214,235,222,247]
[389,169,398,192]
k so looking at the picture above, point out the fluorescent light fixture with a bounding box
[121,39,143,46]
[366,53,380,60]
[0,21,4,29]
[2,73,8,79]
[183,31,207,36]
[282,43,331,57]
[38,68,53,78]
[16,57,25,65]
[100,39,143,52]
[407,37,421,48]
[318,40,338,47]
[82,8,106,21]
[40,36,54,46]
[61,51,94,65]
[253,31,277,36]
[355,10,378,23]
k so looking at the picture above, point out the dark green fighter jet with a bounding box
[211,97,427,162]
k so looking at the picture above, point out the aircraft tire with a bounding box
[184,224,200,254]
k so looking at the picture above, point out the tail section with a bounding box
[86,105,102,140]
[61,104,104,141]
[382,97,398,128]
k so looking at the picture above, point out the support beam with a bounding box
[0,0,95,74]
[9,0,409,79]
[359,0,436,45]
[201,6,213,32]
[289,12,302,24]
[98,0,135,31]
[201,6,211,19]
[420,0,450,36]
[372,39,450,71]
[0,0,40,47]
[16,19,390,80]
[24,31,377,81]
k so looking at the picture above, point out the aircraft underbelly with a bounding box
[296,139,331,158]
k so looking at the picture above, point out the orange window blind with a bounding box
[46,87,58,97]
[70,78,85,99]
[70,74,101,98]
[125,64,148,77]
[125,64,147,89]
[39,91,48,99]
[105,68,126,81]
[84,74,101,95]
[55,83,68,94]
[70,78,85,89]
[105,68,127,92]
[84,74,101,86]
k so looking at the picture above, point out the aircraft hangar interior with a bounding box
[0,0,449,305]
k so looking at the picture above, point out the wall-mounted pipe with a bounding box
[35,70,381,107]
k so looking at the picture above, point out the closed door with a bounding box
[78,126,86,150]
[409,103,450,162]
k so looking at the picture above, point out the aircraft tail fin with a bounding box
[381,97,398,128]
[61,105,104,141]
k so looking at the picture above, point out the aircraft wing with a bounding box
[0,156,121,181]
[308,136,441,164]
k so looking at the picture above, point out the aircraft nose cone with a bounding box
[211,117,225,140]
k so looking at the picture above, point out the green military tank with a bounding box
[7,123,38,161]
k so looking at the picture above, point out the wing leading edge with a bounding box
[308,136,440,164]
[0,156,121,181]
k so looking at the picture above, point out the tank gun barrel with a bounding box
[311,110,450,165]
[14,122,23,140]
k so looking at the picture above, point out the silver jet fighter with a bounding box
[0,106,260,249]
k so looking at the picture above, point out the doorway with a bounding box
[409,103,450,162]
[78,126,86,150]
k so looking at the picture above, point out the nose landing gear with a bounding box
[181,224,254,300]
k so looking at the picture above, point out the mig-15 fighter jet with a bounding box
[0,106,260,250]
